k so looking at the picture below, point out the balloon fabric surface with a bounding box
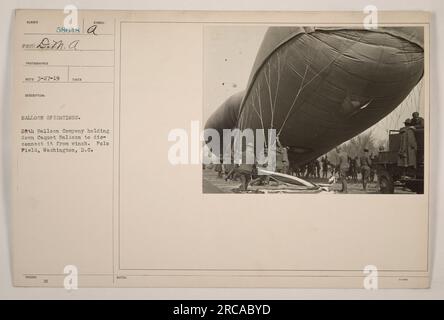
[204,27,424,166]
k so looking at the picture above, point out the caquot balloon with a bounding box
[205,27,424,166]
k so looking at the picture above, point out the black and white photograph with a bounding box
[3,5,439,295]
[203,25,425,194]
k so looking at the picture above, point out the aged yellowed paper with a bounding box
[11,10,430,288]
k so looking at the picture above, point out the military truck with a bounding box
[374,128,424,194]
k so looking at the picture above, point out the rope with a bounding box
[277,33,367,137]
[264,61,275,128]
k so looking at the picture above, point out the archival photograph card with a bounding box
[11,10,430,288]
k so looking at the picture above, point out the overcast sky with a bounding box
[203,25,425,144]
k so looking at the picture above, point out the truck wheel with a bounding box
[378,171,394,194]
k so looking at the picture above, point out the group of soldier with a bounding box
[290,155,375,182]
[211,145,377,193]
[334,111,424,193]
[211,138,290,192]
[334,146,374,193]
[208,112,424,193]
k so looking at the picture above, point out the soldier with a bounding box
[315,158,321,178]
[275,139,285,173]
[369,153,377,182]
[225,164,239,181]
[224,152,236,181]
[398,118,418,177]
[282,146,290,174]
[250,146,270,186]
[321,156,329,179]
[214,163,223,178]
[355,155,361,179]
[336,146,349,193]
[360,148,372,191]
[305,161,315,178]
[411,112,424,128]
[353,156,360,183]
[236,142,256,191]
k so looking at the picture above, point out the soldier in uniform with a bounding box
[321,156,329,179]
[275,139,289,174]
[282,146,290,174]
[305,161,315,178]
[336,146,349,193]
[236,142,256,191]
[349,156,357,183]
[411,112,424,128]
[360,148,372,191]
[214,163,223,178]
[225,164,239,181]
[398,118,418,177]
[314,158,321,179]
